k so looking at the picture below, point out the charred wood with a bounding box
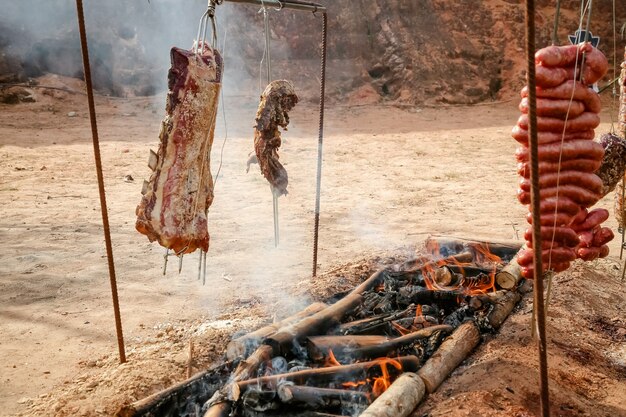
[404,289,463,306]
[446,264,498,277]
[442,306,472,328]
[227,302,328,360]
[307,335,389,362]
[234,356,421,398]
[358,372,425,417]
[265,269,388,357]
[277,383,370,409]
[336,308,414,335]
[115,362,230,417]
[346,325,452,361]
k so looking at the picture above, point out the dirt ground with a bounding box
[1,75,625,416]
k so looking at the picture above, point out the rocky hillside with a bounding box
[1,0,624,104]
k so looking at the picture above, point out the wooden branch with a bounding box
[226,302,327,360]
[425,235,523,260]
[347,325,453,361]
[417,321,481,393]
[114,362,230,417]
[307,335,389,361]
[358,372,425,417]
[335,308,414,335]
[277,384,369,408]
[234,355,421,397]
[495,246,525,289]
[265,269,388,356]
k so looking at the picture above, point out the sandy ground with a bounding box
[1,76,625,416]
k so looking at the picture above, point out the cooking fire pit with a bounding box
[117,236,525,417]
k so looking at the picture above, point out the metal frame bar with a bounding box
[224,0,326,13]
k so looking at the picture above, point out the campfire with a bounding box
[117,236,525,417]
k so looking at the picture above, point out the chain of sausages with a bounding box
[513,43,610,278]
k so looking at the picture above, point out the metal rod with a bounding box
[202,250,207,285]
[270,202,279,252]
[312,12,327,278]
[75,0,126,364]
[163,248,170,275]
[525,0,550,415]
[198,250,203,280]
[225,0,326,13]
[262,5,279,248]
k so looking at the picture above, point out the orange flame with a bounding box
[325,349,342,367]
[391,320,411,336]
[371,358,403,398]
[471,243,502,264]
[342,380,367,389]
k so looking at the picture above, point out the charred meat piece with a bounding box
[135,44,222,254]
[253,80,299,196]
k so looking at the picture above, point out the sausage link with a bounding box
[592,227,614,247]
[577,246,602,261]
[570,208,609,231]
[535,43,592,67]
[524,227,580,248]
[521,80,601,113]
[515,140,604,163]
[517,112,600,133]
[517,184,602,207]
[518,247,576,267]
[517,159,601,178]
[526,211,575,227]
[537,196,582,216]
[580,47,609,84]
[518,171,603,195]
[519,97,585,119]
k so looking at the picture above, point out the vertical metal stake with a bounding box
[75,0,126,364]
[525,0,550,415]
[312,12,328,277]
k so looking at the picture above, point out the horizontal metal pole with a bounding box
[224,0,326,13]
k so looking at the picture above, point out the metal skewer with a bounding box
[260,3,279,247]
[163,248,170,275]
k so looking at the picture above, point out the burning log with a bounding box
[308,325,451,362]
[233,356,421,398]
[417,321,481,393]
[336,308,414,335]
[495,246,525,289]
[358,372,425,417]
[348,325,452,361]
[227,302,328,360]
[405,289,463,306]
[447,264,497,278]
[277,383,370,408]
[425,235,523,260]
[307,335,389,361]
[266,269,388,356]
